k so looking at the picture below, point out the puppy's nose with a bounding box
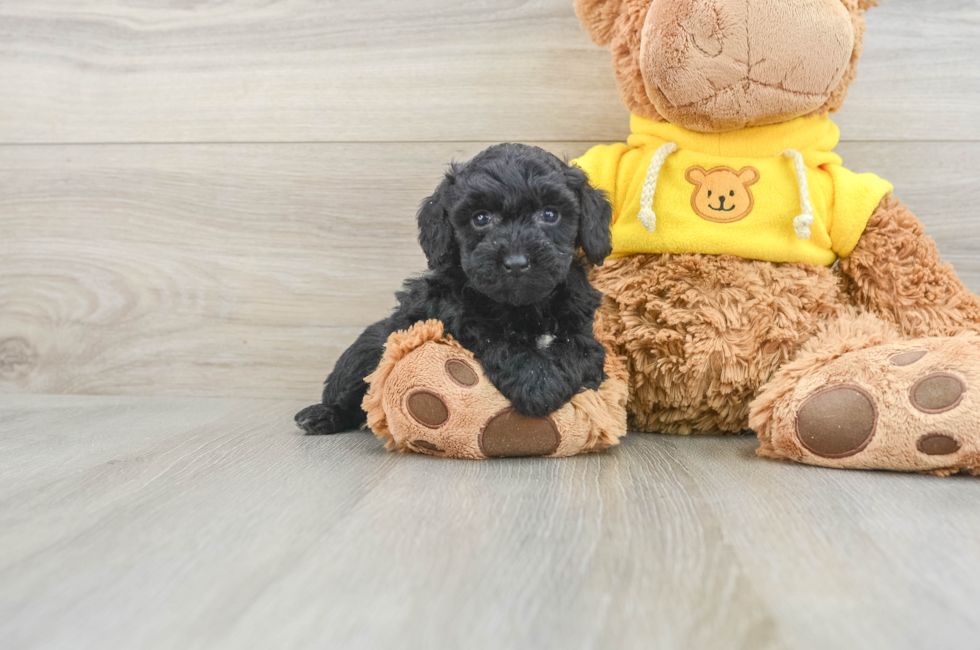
[503,254,530,274]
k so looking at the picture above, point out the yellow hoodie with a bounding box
[573,114,893,266]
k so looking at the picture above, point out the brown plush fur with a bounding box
[751,309,904,451]
[579,0,667,122]
[590,253,842,433]
[841,196,980,339]
[575,0,872,131]
[574,0,626,46]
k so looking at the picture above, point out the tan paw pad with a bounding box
[796,385,877,458]
[910,373,966,414]
[479,408,561,458]
[406,390,450,428]
[890,350,927,367]
[917,434,961,456]
[445,359,479,387]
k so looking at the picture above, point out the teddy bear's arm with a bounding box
[839,196,980,338]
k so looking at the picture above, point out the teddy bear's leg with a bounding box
[590,254,842,434]
[840,196,980,338]
[360,320,628,459]
[750,310,980,475]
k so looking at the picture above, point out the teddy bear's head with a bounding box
[576,0,881,133]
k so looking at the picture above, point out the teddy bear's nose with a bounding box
[503,254,530,274]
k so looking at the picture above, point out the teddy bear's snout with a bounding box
[639,0,856,132]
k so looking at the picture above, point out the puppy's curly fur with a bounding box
[296,144,614,435]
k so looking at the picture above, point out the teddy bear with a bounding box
[572,0,980,474]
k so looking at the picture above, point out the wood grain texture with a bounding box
[2,394,979,649]
[2,140,979,399]
[0,0,977,144]
[2,3,979,647]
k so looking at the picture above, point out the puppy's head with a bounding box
[417,144,612,306]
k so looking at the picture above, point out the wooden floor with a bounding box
[2,394,980,649]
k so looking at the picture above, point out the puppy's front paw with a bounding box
[581,366,607,392]
[507,376,574,418]
[295,403,354,435]
[579,339,608,392]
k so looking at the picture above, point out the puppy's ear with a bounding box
[565,164,613,266]
[417,164,460,269]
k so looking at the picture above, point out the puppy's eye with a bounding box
[538,209,561,225]
[472,212,492,228]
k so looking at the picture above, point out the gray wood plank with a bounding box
[2,140,978,399]
[1,394,979,649]
[0,394,260,497]
[834,0,980,141]
[691,442,980,649]
[0,0,976,144]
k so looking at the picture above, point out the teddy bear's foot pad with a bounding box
[405,390,562,458]
[361,320,628,460]
[756,335,980,475]
[480,409,561,458]
[795,385,877,458]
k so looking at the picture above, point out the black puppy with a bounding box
[296,143,613,435]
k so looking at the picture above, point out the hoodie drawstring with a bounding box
[637,142,678,234]
[782,149,814,240]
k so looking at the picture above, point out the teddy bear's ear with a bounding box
[685,167,707,185]
[738,167,761,186]
[574,0,626,46]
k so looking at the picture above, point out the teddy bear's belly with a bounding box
[590,253,844,434]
